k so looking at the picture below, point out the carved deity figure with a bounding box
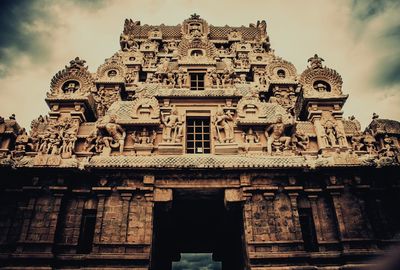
[315,83,327,92]
[161,107,184,143]
[176,69,188,88]
[59,132,77,159]
[269,88,296,115]
[83,128,99,153]
[321,120,347,148]
[163,72,176,88]
[291,130,309,151]
[363,130,377,155]
[157,57,169,74]
[103,115,126,153]
[221,68,233,88]
[379,135,398,158]
[206,69,221,88]
[351,131,364,151]
[95,87,120,117]
[214,108,235,143]
[125,70,138,84]
[243,128,259,144]
[264,114,291,155]
[15,128,30,151]
[63,81,79,94]
[242,128,260,153]
[235,52,250,69]
[322,121,338,147]
[34,116,78,158]
[307,54,324,69]
[256,69,268,86]
[120,33,138,51]
[132,128,156,145]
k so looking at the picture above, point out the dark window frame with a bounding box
[186,117,211,154]
[190,72,205,90]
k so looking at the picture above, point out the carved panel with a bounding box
[48,57,94,98]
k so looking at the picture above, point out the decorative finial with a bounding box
[307,54,324,69]
[190,13,200,20]
[9,114,16,120]
[372,112,379,120]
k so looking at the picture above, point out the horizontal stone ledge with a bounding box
[93,242,151,246]
[85,253,150,260]
[249,251,309,259]
[248,240,304,245]
[10,252,53,259]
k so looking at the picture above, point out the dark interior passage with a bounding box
[151,189,245,270]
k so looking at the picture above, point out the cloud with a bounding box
[351,0,399,21]
[0,0,53,77]
[349,0,400,88]
[0,0,107,77]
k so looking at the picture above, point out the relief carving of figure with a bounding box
[120,33,138,51]
[269,88,296,115]
[256,69,268,86]
[235,52,250,69]
[321,120,347,148]
[163,72,176,88]
[379,135,398,158]
[15,128,30,151]
[35,116,78,158]
[125,70,138,84]
[363,130,377,155]
[213,108,234,143]
[243,128,259,144]
[351,131,364,151]
[221,68,234,88]
[322,121,338,147]
[94,87,120,117]
[132,127,157,145]
[83,128,99,153]
[291,130,309,151]
[242,128,260,153]
[161,107,184,143]
[176,69,188,89]
[264,114,291,155]
[206,69,221,88]
[103,115,126,153]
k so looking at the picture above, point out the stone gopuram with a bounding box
[0,15,400,270]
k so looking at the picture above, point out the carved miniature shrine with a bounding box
[0,15,400,270]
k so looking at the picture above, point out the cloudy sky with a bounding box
[0,0,399,130]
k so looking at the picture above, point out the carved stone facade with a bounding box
[0,15,400,270]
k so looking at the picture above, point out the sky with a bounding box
[0,0,399,130]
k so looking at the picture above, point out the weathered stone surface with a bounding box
[0,14,399,270]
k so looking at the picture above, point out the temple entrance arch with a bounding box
[151,188,246,270]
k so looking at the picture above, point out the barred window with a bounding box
[186,117,210,154]
[190,73,205,90]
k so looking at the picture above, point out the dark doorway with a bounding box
[151,189,245,270]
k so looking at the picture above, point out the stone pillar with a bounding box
[119,192,132,243]
[308,194,323,243]
[92,187,109,252]
[327,185,346,242]
[288,192,302,241]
